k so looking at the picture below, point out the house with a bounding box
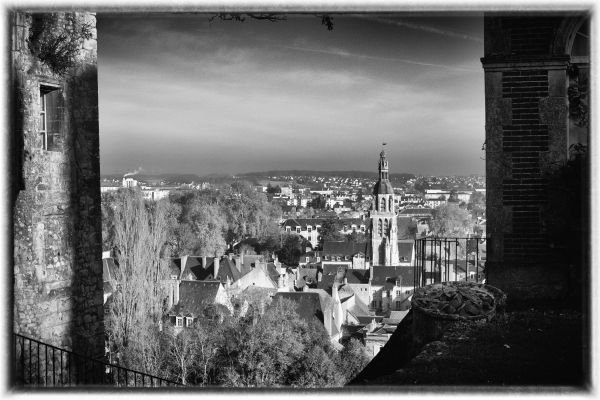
[321,241,370,269]
[228,263,278,293]
[272,289,342,342]
[280,218,369,249]
[399,207,434,219]
[369,266,416,313]
[362,318,397,357]
[165,280,232,332]
[178,255,240,284]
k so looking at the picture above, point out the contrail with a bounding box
[281,44,479,72]
[366,16,484,43]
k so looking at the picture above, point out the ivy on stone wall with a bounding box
[567,65,589,128]
[27,13,93,75]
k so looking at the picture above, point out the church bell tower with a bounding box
[370,150,399,266]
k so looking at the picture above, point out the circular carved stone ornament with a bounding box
[412,281,506,322]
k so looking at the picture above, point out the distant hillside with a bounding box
[238,170,416,180]
[101,173,206,183]
[101,170,417,185]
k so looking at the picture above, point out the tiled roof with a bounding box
[346,269,370,284]
[216,258,241,282]
[272,292,329,325]
[169,280,222,316]
[370,266,415,287]
[322,264,349,276]
[356,315,384,325]
[265,263,281,283]
[184,256,210,279]
[398,240,414,262]
[322,241,368,257]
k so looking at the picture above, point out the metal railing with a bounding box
[13,333,181,388]
[414,237,486,289]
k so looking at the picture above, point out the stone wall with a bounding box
[11,11,104,358]
[481,14,589,306]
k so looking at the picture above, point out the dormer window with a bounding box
[296,227,301,233]
[307,226,312,233]
[186,317,193,327]
[286,226,291,232]
[176,317,183,327]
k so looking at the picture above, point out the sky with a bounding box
[98,13,485,177]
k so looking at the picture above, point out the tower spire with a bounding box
[379,146,389,181]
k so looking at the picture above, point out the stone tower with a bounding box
[370,150,399,266]
[11,12,104,359]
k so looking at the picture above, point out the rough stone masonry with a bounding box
[11,11,104,359]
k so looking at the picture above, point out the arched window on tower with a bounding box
[389,197,393,212]
[384,219,388,236]
[380,197,386,211]
[378,219,382,236]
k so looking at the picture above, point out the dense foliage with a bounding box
[103,183,282,259]
[101,185,371,387]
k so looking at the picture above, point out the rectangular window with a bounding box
[39,85,62,151]
[396,290,400,297]
[186,317,193,327]
[176,317,183,327]
[396,301,401,309]
[307,226,312,233]
[296,227,301,233]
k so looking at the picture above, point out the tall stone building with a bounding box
[370,150,400,266]
[481,14,589,307]
[11,11,104,359]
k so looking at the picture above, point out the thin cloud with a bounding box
[367,17,484,43]
[281,44,479,72]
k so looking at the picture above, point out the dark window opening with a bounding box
[40,85,62,152]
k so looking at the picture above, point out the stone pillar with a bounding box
[481,15,586,305]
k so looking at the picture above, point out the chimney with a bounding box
[302,284,308,292]
[317,271,323,282]
[343,277,348,285]
[213,257,220,279]
[201,256,207,268]
[181,255,188,277]
[240,252,244,267]
[174,281,180,305]
[228,253,233,261]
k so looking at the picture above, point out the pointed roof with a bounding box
[169,280,223,316]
